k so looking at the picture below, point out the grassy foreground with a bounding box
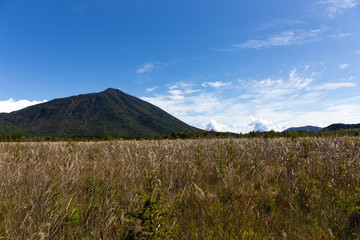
[0,138,360,239]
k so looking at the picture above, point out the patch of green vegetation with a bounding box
[125,171,177,240]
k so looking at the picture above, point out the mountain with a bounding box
[283,126,322,133]
[0,88,200,137]
[323,123,360,131]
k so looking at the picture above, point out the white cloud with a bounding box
[247,117,280,132]
[355,50,360,55]
[339,63,350,69]
[136,62,157,74]
[146,86,158,92]
[201,81,232,88]
[312,82,355,90]
[315,0,358,18]
[205,120,232,132]
[0,98,47,113]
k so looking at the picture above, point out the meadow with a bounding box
[0,137,359,239]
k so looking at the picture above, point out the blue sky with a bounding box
[1,0,359,132]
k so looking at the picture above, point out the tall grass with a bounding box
[0,137,359,239]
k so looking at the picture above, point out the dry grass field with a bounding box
[0,137,360,239]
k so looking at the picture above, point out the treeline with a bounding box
[163,128,360,139]
[0,128,359,142]
[0,134,122,142]
[0,133,24,142]
[0,132,229,142]
[258,128,360,138]
[0,126,25,142]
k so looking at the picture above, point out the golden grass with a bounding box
[0,137,359,239]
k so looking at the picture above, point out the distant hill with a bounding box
[0,88,200,137]
[283,123,360,133]
[323,123,360,131]
[283,126,322,133]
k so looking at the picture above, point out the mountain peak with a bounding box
[103,87,121,93]
[101,87,123,98]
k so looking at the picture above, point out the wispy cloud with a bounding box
[0,98,47,113]
[312,82,355,90]
[169,82,196,90]
[314,0,358,18]
[146,86,158,92]
[255,19,306,30]
[228,27,329,50]
[354,50,360,54]
[136,62,158,74]
[167,87,202,100]
[220,26,351,51]
[136,59,182,74]
[142,82,227,118]
[201,81,232,88]
[330,32,352,39]
[339,63,350,69]
[246,69,313,101]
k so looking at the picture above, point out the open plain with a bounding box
[0,137,360,239]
